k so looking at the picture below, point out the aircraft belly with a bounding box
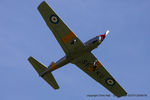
[52,56,70,71]
[68,47,90,61]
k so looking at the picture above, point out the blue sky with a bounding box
[0,0,150,100]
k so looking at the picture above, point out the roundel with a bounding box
[105,78,116,86]
[49,15,59,24]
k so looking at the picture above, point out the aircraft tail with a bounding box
[28,56,59,89]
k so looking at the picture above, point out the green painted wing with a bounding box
[38,1,85,56]
[71,52,127,97]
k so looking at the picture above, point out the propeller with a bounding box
[98,30,110,41]
[105,30,110,36]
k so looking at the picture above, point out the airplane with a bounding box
[28,1,127,97]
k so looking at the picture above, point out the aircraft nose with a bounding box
[98,30,109,42]
[99,34,106,41]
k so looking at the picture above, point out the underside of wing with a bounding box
[38,1,85,56]
[71,52,127,97]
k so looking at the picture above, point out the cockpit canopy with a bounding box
[84,36,100,46]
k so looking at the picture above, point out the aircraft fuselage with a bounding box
[50,36,103,72]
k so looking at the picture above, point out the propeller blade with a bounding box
[105,30,110,36]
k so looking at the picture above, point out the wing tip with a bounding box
[117,92,127,98]
[28,56,33,61]
[53,86,60,90]
[37,1,48,10]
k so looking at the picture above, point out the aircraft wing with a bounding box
[71,52,127,97]
[38,1,85,56]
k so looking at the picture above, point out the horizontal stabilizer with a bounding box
[28,56,59,89]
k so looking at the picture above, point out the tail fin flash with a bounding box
[28,56,59,89]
